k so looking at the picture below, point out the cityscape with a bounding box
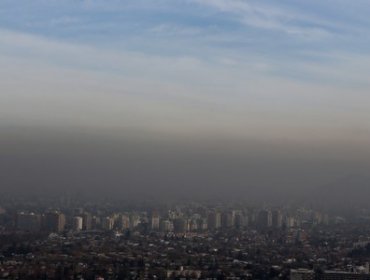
[2,0,370,279]
[1,196,370,279]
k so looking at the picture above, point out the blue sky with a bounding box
[1,0,369,55]
[1,0,370,144]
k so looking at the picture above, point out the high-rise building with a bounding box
[160,219,173,232]
[221,211,235,228]
[234,212,246,229]
[17,212,41,232]
[121,214,130,230]
[285,216,296,228]
[248,210,257,226]
[130,213,140,229]
[82,212,92,230]
[73,216,83,232]
[44,211,66,233]
[102,216,114,231]
[272,210,283,228]
[189,219,198,232]
[92,216,101,229]
[207,211,221,230]
[173,218,187,233]
[257,210,272,228]
[150,211,160,231]
[198,218,208,231]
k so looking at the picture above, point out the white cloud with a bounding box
[192,0,332,39]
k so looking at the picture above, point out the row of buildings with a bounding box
[14,207,330,234]
[291,268,370,280]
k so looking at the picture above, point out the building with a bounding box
[44,211,66,233]
[221,211,235,228]
[102,216,114,231]
[92,216,101,229]
[285,216,296,228]
[121,214,130,230]
[173,218,187,233]
[207,211,221,230]
[160,219,173,232]
[82,212,92,230]
[272,209,283,228]
[150,211,160,231]
[198,218,208,231]
[129,213,140,229]
[17,212,41,232]
[73,216,83,231]
[189,219,198,232]
[291,269,370,280]
[257,210,272,228]
[290,269,315,280]
[234,212,246,229]
[320,271,370,280]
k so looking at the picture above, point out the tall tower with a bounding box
[272,210,283,228]
[151,211,160,231]
[207,211,221,230]
[17,212,41,232]
[257,210,272,229]
[73,216,83,231]
[44,211,65,233]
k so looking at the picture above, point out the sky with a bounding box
[1,0,370,203]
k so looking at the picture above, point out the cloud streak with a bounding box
[192,0,332,39]
[1,27,370,147]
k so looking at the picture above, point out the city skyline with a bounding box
[3,2,370,279]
